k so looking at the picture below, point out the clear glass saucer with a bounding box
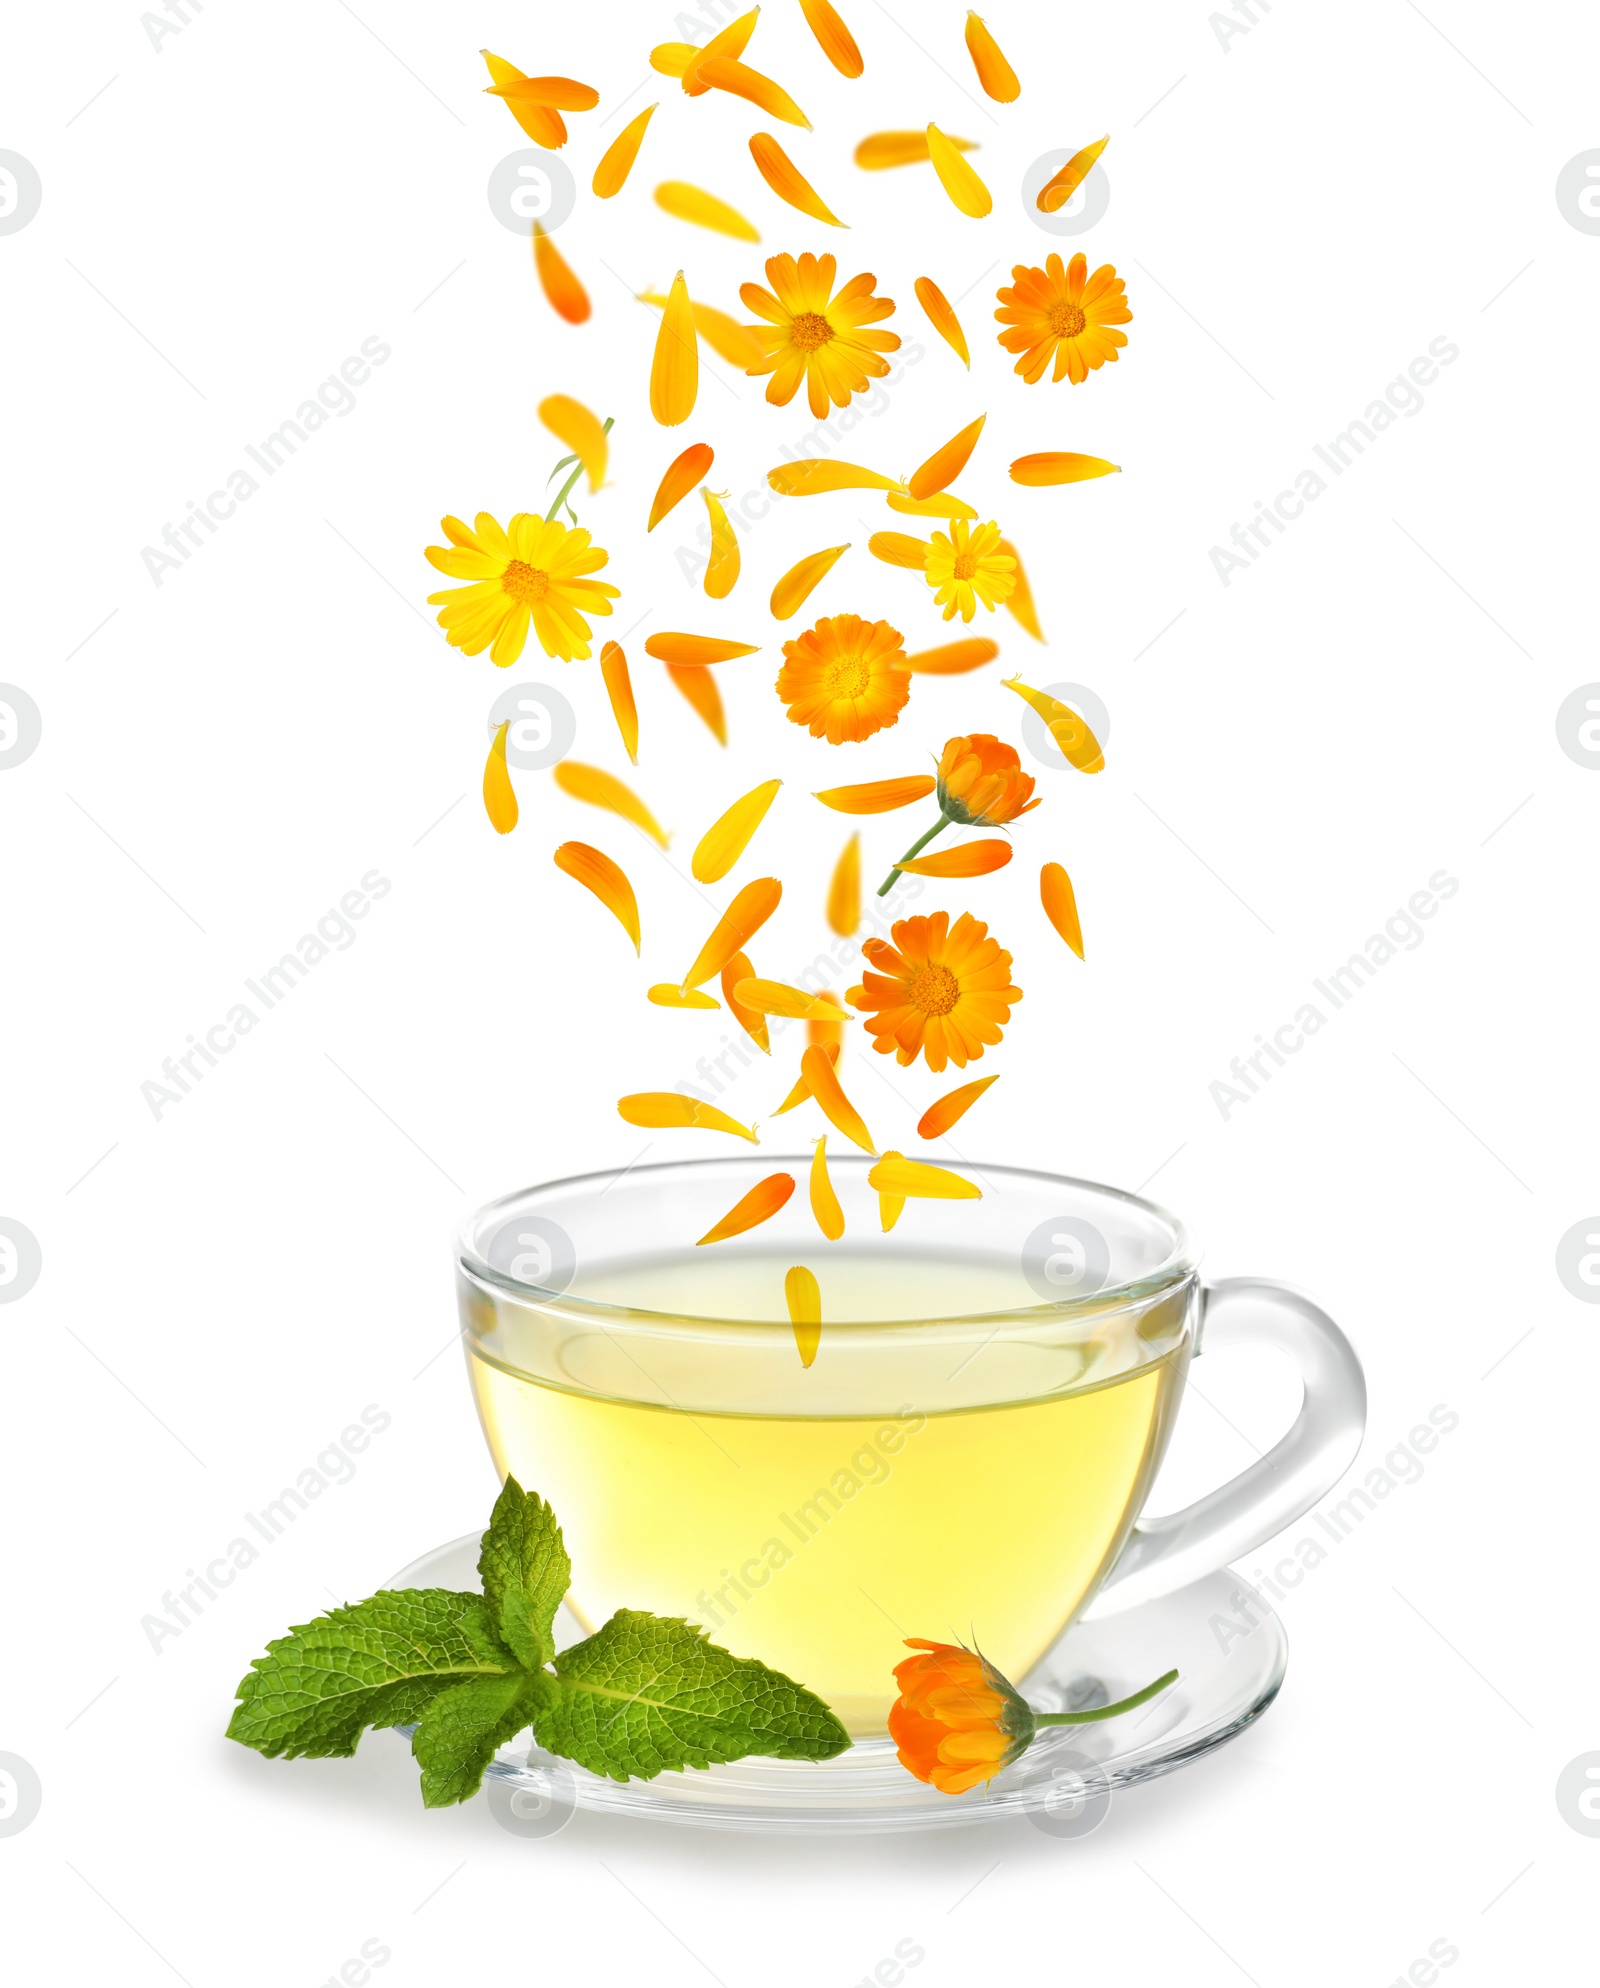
[385,1536,1286,1833]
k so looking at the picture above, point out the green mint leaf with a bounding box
[411,1671,554,1807]
[226,1589,519,1762]
[539,1610,851,1782]
[477,1476,572,1671]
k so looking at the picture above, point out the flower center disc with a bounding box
[1047,300,1088,338]
[827,652,872,696]
[951,551,979,581]
[908,963,961,1017]
[501,559,551,604]
[791,311,835,352]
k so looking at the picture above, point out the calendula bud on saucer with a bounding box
[887,1639,1035,1794]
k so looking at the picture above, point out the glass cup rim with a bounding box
[456,1156,1200,1333]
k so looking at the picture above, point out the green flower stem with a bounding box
[545,416,614,524]
[1033,1668,1178,1726]
[877,812,951,898]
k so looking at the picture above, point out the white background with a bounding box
[3,0,1597,1979]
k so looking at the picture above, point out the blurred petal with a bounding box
[665,659,727,744]
[655,180,761,242]
[906,638,998,675]
[538,394,608,490]
[854,130,976,169]
[827,833,860,938]
[998,539,1045,642]
[533,224,590,322]
[553,760,671,844]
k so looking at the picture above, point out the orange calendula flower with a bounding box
[748,131,846,227]
[646,631,760,666]
[425,512,619,666]
[856,912,1021,1071]
[810,1138,845,1241]
[618,1094,757,1142]
[538,395,608,492]
[778,614,910,744]
[924,519,1016,622]
[917,1073,998,1140]
[996,252,1132,385]
[772,543,850,620]
[1040,860,1084,958]
[868,1154,980,1200]
[599,642,639,763]
[906,638,998,676]
[734,979,850,1021]
[938,732,1039,825]
[913,275,970,367]
[722,951,770,1052]
[693,778,782,884]
[533,223,590,323]
[814,773,935,814]
[741,253,899,419]
[640,294,767,372]
[769,459,906,497]
[592,103,657,198]
[696,55,812,128]
[1011,452,1120,487]
[483,722,517,834]
[785,1264,822,1367]
[964,12,1020,102]
[910,416,985,501]
[698,1172,796,1245]
[1038,134,1109,215]
[553,841,641,952]
[655,181,761,242]
[854,130,977,170]
[800,0,863,76]
[665,659,727,744]
[649,444,714,531]
[896,839,1012,878]
[1002,677,1104,771]
[702,489,741,599]
[997,538,1044,641]
[554,762,669,846]
[651,270,699,425]
[926,122,992,217]
[481,50,566,149]
[683,877,783,988]
[827,833,860,937]
[801,1043,874,1153]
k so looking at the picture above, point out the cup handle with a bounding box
[1080,1276,1366,1619]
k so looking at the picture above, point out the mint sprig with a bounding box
[226,1477,850,1806]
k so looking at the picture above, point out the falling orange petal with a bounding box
[868,530,931,571]
[698,1172,796,1245]
[799,0,864,76]
[599,643,638,763]
[648,983,721,1008]
[814,774,936,814]
[868,1153,981,1199]
[913,275,970,366]
[827,833,860,937]
[533,224,591,323]
[910,415,986,501]
[538,394,608,491]
[964,12,1020,101]
[998,538,1044,642]
[593,103,657,197]
[802,1044,874,1153]
[682,10,761,93]
[553,761,671,844]
[646,631,760,665]
[553,842,641,951]
[749,131,846,227]
[696,56,811,128]
[886,489,978,520]
[1039,135,1110,214]
[810,1138,845,1241]
[785,1264,822,1366]
[1002,678,1104,772]
[648,443,715,532]
[896,839,1013,878]
[486,75,599,110]
[1040,861,1084,958]
[768,459,904,497]
[926,123,992,217]
[917,1073,999,1140]
[773,1040,838,1115]
[807,992,845,1060]
[618,1093,758,1142]
[483,722,517,835]
[655,181,761,242]
[854,130,976,170]
[905,638,998,675]
[651,270,699,426]
[876,1148,906,1231]
[1011,453,1120,487]
[723,950,770,1052]
[683,877,783,988]
[735,979,850,1021]
[703,489,741,599]
[665,659,727,744]
[693,778,782,884]
[640,293,768,371]
[650,41,697,78]
[771,544,849,619]
[481,50,567,148]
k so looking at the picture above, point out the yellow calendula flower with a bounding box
[426,512,619,665]
[741,253,898,419]
[922,519,1015,623]
[777,613,910,744]
[996,252,1132,385]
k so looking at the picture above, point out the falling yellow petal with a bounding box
[641,293,768,371]
[1040,860,1084,958]
[917,1074,999,1140]
[1038,134,1110,214]
[553,761,671,844]
[801,1044,874,1154]
[814,774,935,814]
[723,950,770,1052]
[683,877,783,988]
[693,778,782,884]
[538,394,608,492]
[552,841,640,951]
[696,56,811,128]
[886,489,978,520]
[533,224,591,323]
[646,631,760,666]
[699,1173,796,1245]
[481,50,567,148]
[896,839,1013,878]
[868,530,931,570]
[486,74,599,111]
[592,103,657,197]
[648,443,715,532]
[906,637,998,675]
[785,1265,822,1366]
[854,130,976,170]
[799,0,863,76]
[483,722,517,835]
[810,1138,845,1241]
[913,275,970,366]
[648,983,721,1008]
[768,458,904,497]
[827,833,860,938]
[618,1093,757,1142]
[868,1153,981,1199]
[910,415,986,501]
[998,538,1044,642]
[876,1149,906,1231]
[926,123,992,217]
[599,643,639,763]
[650,42,696,78]
[1011,453,1120,487]
[651,269,699,426]
[964,12,1020,101]
[774,1040,839,1115]
[772,544,849,619]
[682,11,762,93]
[748,132,846,227]
[1002,678,1104,772]
[703,488,741,599]
[735,980,850,1022]
[665,659,727,744]
[655,181,761,242]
